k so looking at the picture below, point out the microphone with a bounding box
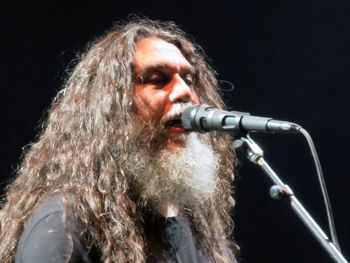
[181,104,301,134]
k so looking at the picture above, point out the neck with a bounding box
[156,200,179,218]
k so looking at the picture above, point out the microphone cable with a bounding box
[299,127,341,251]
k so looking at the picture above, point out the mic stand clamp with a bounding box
[233,134,348,263]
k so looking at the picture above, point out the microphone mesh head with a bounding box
[181,105,198,129]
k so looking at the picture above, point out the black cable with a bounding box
[299,127,341,251]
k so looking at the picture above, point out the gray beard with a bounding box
[127,132,220,211]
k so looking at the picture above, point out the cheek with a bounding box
[152,93,170,114]
[134,88,168,120]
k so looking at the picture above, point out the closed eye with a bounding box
[182,73,194,86]
[142,71,170,86]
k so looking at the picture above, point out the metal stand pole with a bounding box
[233,135,348,263]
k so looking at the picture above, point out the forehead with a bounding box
[133,37,193,73]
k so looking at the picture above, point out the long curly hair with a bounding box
[0,18,238,262]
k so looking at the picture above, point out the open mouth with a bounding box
[165,118,183,128]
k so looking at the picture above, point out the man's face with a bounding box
[133,37,200,136]
[130,38,219,208]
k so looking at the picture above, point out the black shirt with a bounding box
[15,196,215,262]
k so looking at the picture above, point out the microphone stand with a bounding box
[233,134,348,263]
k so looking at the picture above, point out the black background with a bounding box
[1,1,349,262]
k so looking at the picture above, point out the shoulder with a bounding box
[15,195,92,263]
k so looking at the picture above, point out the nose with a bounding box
[168,75,197,104]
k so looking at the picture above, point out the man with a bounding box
[0,18,238,262]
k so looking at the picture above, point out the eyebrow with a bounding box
[137,63,197,78]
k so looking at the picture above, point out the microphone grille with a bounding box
[181,105,198,129]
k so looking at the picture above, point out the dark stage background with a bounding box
[1,1,349,262]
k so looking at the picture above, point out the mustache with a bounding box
[160,102,195,127]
